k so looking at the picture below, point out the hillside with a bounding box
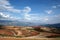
[0,25,60,38]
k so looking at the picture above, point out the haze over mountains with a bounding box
[0,20,42,26]
[0,20,60,28]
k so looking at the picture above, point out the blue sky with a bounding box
[0,0,60,24]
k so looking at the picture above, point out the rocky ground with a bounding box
[0,25,60,38]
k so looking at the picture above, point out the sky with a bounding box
[0,0,60,24]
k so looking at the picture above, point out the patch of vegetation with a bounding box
[15,36,22,38]
[0,34,23,38]
[0,25,3,29]
[0,34,10,37]
[46,36,60,38]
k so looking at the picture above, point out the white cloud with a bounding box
[0,0,21,13]
[44,18,49,21]
[45,10,52,14]
[0,0,32,21]
[24,13,31,20]
[4,6,22,13]
[22,6,31,20]
[0,12,13,20]
[54,15,58,17]
[0,0,31,13]
[23,6,31,13]
[52,4,60,9]
[57,5,60,7]
[0,0,10,5]
[0,12,22,20]
[52,6,57,8]
[0,12,10,18]
[40,18,49,23]
[54,14,60,18]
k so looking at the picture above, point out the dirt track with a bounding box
[0,37,60,40]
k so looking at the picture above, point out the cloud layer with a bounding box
[0,0,32,21]
[0,0,60,24]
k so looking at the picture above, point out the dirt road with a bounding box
[0,37,60,40]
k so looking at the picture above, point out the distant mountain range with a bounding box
[0,20,40,26]
[43,23,60,28]
[0,20,60,27]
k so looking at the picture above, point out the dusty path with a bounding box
[0,37,60,40]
